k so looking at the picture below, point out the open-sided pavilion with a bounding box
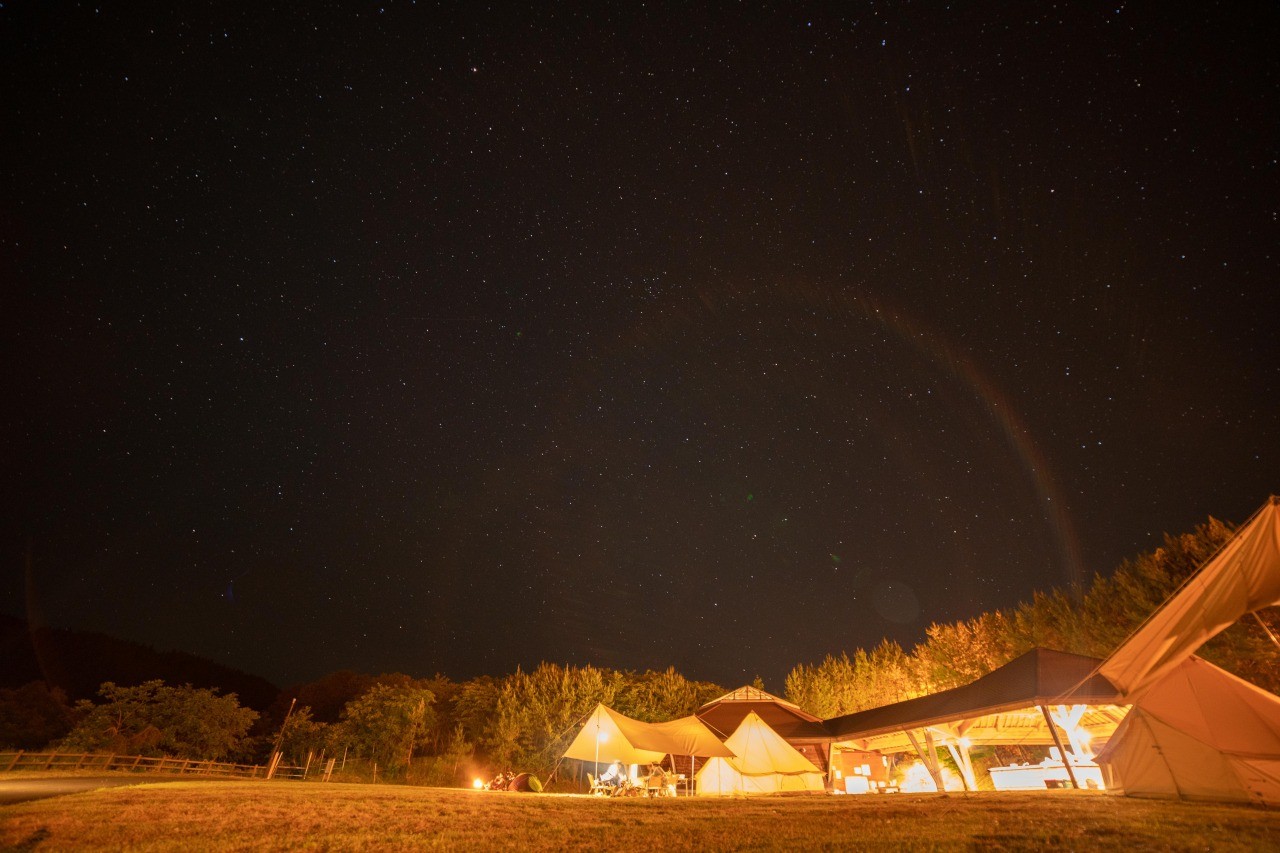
[824,648,1127,791]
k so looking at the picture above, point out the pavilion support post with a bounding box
[945,742,975,791]
[1052,705,1091,760]
[904,729,945,792]
[923,729,948,791]
[1039,705,1080,790]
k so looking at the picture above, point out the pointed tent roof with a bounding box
[562,704,734,765]
[1100,495,1280,698]
[720,711,822,776]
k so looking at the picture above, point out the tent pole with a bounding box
[1252,611,1280,651]
[1039,705,1080,790]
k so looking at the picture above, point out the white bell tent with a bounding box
[1096,656,1280,803]
[695,711,825,795]
[1096,495,1280,804]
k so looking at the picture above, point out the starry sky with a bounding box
[4,2,1277,692]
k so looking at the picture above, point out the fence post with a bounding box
[266,751,282,780]
[43,753,55,770]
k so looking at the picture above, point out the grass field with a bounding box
[3,779,1279,851]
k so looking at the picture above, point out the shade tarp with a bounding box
[1095,656,1280,805]
[695,712,825,795]
[1100,496,1280,698]
[562,704,733,765]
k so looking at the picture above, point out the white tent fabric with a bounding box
[1096,656,1280,805]
[694,711,825,795]
[1100,496,1280,699]
[562,704,733,766]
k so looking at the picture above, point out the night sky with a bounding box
[4,2,1277,692]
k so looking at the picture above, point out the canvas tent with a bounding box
[1094,496,1280,804]
[695,711,825,795]
[1099,495,1280,699]
[562,704,733,767]
[1095,656,1280,804]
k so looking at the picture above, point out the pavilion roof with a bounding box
[824,648,1125,750]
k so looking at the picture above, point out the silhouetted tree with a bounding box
[0,682,73,749]
[60,680,257,759]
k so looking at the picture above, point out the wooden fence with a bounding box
[0,751,307,780]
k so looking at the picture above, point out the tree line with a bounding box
[3,514,1276,783]
[0,664,725,786]
[784,517,1280,717]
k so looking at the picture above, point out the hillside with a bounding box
[0,614,278,710]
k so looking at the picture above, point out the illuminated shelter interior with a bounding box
[824,648,1127,791]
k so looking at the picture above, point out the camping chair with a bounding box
[644,765,670,797]
[587,774,607,796]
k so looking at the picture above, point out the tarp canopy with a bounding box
[1096,656,1280,805]
[1100,496,1280,699]
[695,711,825,795]
[562,704,733,766]
[825,648,1125,753]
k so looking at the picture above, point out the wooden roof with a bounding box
[697,685,829,741]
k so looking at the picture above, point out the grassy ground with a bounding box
[3,779,1279,851]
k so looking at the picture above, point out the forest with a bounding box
[3,515,1276,786]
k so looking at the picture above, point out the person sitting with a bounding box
[600,760,626,791]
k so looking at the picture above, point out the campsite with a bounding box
[540,499,1280,806]
[4,498,1280,851]
[5,1,1277,848]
